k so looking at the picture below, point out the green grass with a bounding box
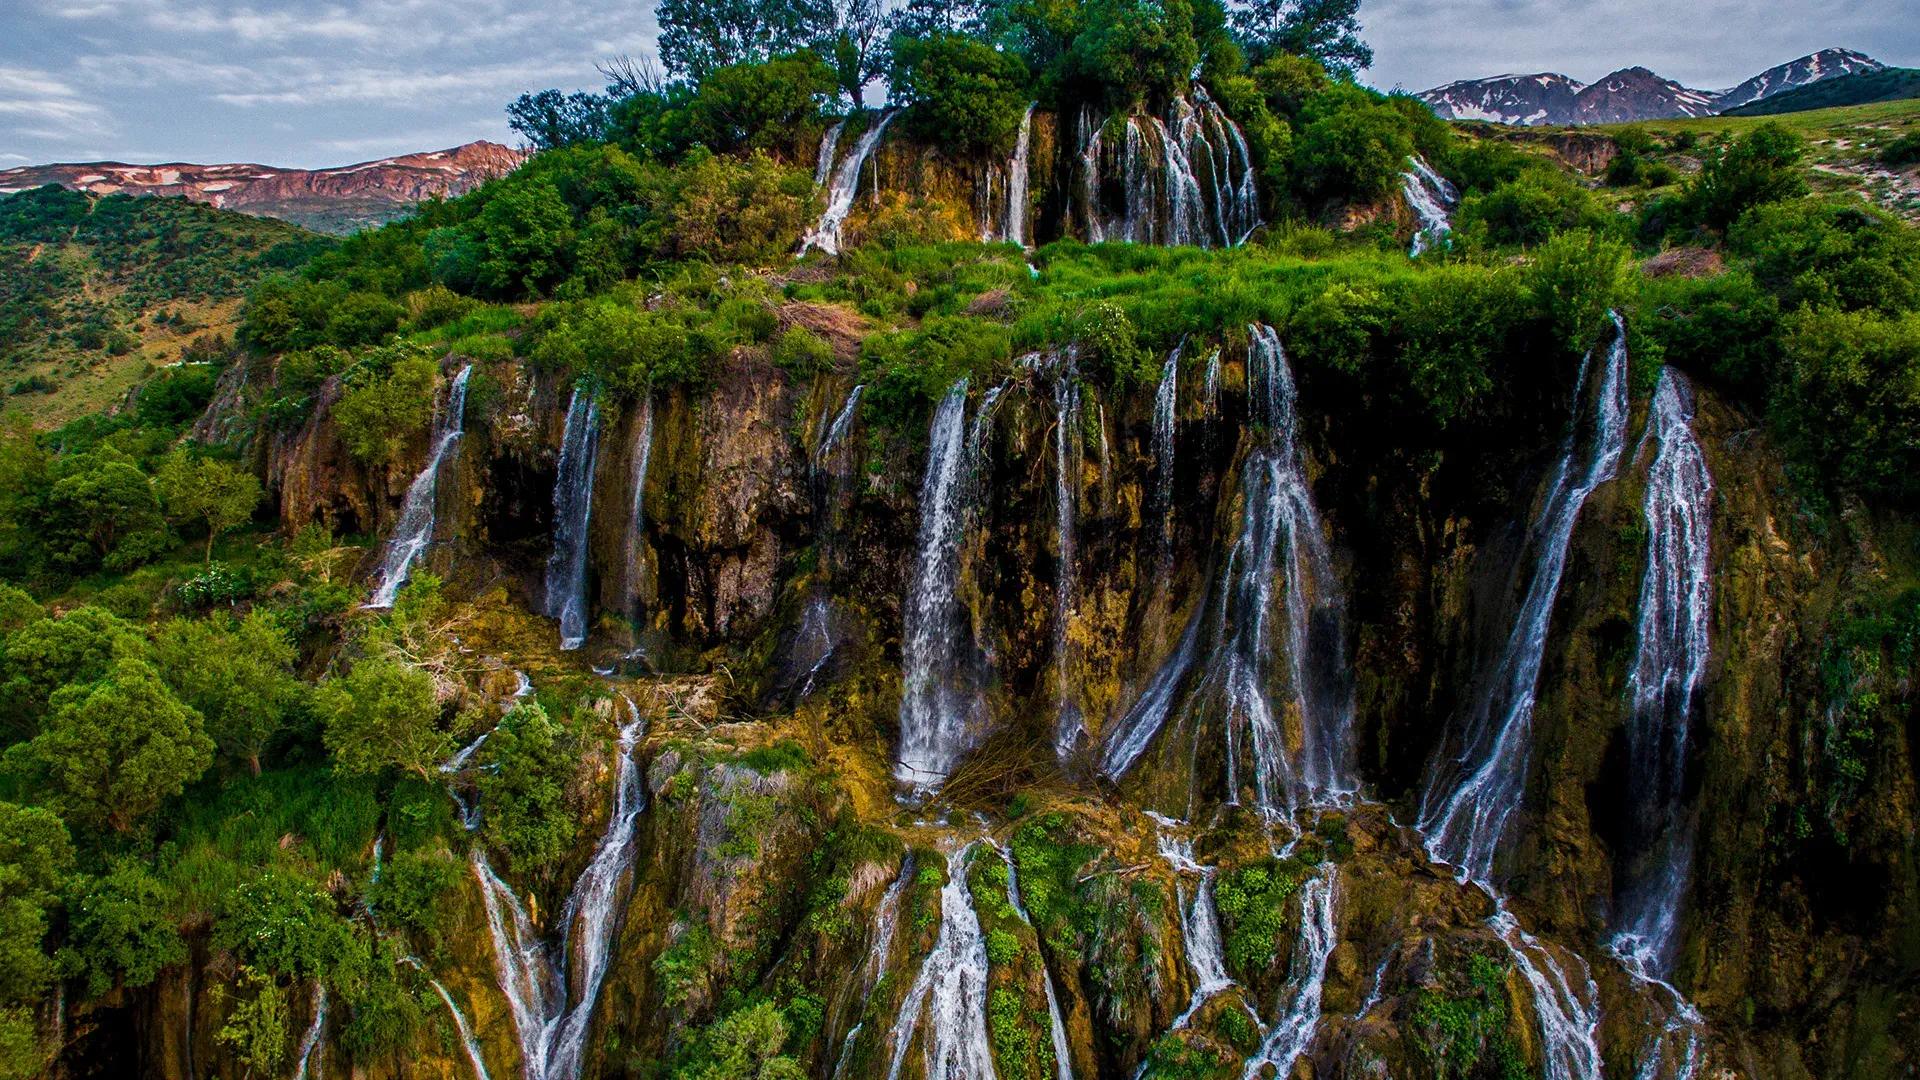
[161,765,382,918]
[1590,97,1920,142]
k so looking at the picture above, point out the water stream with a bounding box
[1239,870,1338,1079]
[1080,93,1260,247]
[1004,104,1036,245]
[624,398,654,630]
[884,844,998,1080]
[895,380,986,791]
[545,384,602,651]
[367,365,472,607]
[1402,156,1459,257]
[292,983,327,1080]
[803,109,902,255]
[997,844,1074,1080]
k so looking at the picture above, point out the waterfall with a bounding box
[1097,603,1204,781]
[1419,313,1629,886]
[802,109,902,255]
[817,384,866,477]
[895,380,985,791]
[1004,104,1036,246]
[1402,156,1459,257]
[545,384,602,651]
[1049,354,1086,762]
[405,959,493,1080]
[832,854,916,1080]
[1152,345,1180,555]
[1103,327,1353,813]
[367,365,472,608]
[884,844,998,1080]
[1612,368,1713,979]
[816,120,847,185]
[1493,905,1605,1080]
[996,844,1074,1080]
[1239,870,1338,1079]
[1079,93,1260,247]
[472,696,650,1080]
[625,399,654,629]
[1203,349,1222,415]
[1148,817,1237,1035]
[292,983,327,1080]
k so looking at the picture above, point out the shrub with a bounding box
[477,702,580,876]
[860,316,1011,427]
[1880,132,1920,168]
[1456,168,1612,248]
[1290,100,1414,204]
[1728,199,1920,316]
[1685,122,1807,230]
[662,149,817,263]
[332,351,441,465]
[771,326,836,376]
[1777,307,1920,506]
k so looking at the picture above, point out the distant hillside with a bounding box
[1722,67,1920,116]
[0,141,523,235]
[0,187,330,425]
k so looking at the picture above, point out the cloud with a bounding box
[0,66,114,141]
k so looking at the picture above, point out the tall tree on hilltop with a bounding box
[828,0,891,106]
[1232,0,1373,77]
[656,0,837,81]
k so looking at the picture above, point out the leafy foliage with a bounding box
[477,702,581,875]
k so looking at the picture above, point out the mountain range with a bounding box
[1420,47,1885,126]
[0,140,523,234]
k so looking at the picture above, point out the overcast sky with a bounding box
[2,0,1916,169]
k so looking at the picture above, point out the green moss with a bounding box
[987,985,1041,1080]
[655,921,719,1009]
[1408,952,1528,1080]
[1212,857,1308,976]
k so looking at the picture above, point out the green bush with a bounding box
[1456,168,1612,248]
[892,34,1032,156]
[332,350,442,465]
[1685,122,1808,231]
[860,316,1011,427]
[771,326,836,377]
[1289,99,1413,204]
[1880,132,1920,168]
[477,702,580,876]
[1729,199,1920,316]
[1777,307,1920,506]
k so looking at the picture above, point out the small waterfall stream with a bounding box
[1240,870,1339,1079]
[1419,313,1629,885]
[1148,817,1237,1034]
[895,380,984,791]
[1152,345,1180,557]
[545,384,602,651]
[1612,367,1713,978]
[367,365,472,608]
[1493,904,1606,1080]
[400,956,494,1080]
[1004,104,1036,245]
[996,844,1074,1080]
[832,854,916,1079]
[292,983,327,1080]
[1402,156,1459,257]
[472,696,650,1080]
[803,109,902,255]
[884,844,998,1080]
[1047,353,1086,763]
[624,399,654,630]
[815,120,847,185]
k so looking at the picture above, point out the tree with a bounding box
[0,606,149,740]
[478,702,579,876]
[215,967,289,1077]
[315,658,449,779]
[1687,122,1807,231]
[214,873,358,982]
[153,612,300,774]
[59,858,185,997]
[827,0,890,106]
[1233,0,1373,78]
[20,658,213,833]
[891,33,1031,154]
[0,802,71,1005]
[43,449,169,573]
[331,353,441,466]
[507,89,613,151]
[656,0,836,82]
[674,1002,807,1080]
[155,452,262,564]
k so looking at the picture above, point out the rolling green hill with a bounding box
[0,186,331,425]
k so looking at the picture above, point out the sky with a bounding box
[1,0,1916,169]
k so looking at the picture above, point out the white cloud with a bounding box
[0,66,114,141]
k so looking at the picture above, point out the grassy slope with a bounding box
[0,187,331,427]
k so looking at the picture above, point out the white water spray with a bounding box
[545,385,602,651]
[884,844,998,1080]
[1240,870,1338,1079]
[1402,156,1459,257]
[803,110,902,255]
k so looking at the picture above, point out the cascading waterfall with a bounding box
[1098,604,1204,782]
[1419,313,1629,886]
[624,399,654,629]
[1203,349,1222,415]
[473,695,650,1080]
[1148,817,1237,1034]
[367,365,472,608]
[793,384,867,697]
[1152,345,1181,556]
[1047,353,1087,762]
[1080,93,1260,247]
[996,845,1074,1080]
[1612,367,1713,978]
[1402,156,1460,257]
[292,983,327,1080]
[1240,870,1338,1079]
[816,120,847,185]
[803,109,902,255]
[884,844,997,1080]
[1492,906,1606,1080]
[1004,104,1036,246]
[1415,316,1627,1080]
[1102,326,1354,815]
[895,380,985,791]
[832,854,916,1080]
[545,384,602,651]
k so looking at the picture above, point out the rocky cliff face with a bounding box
[186,299,1920,1079]
[0,141,524,234]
